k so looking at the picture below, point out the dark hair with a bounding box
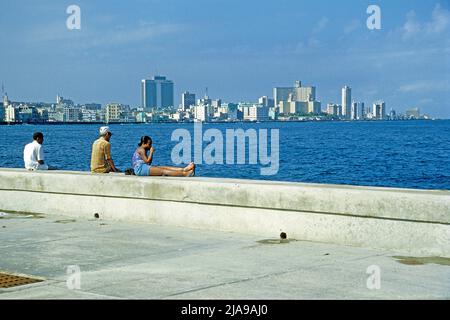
[33,132,44,140]
[138,136,152,147]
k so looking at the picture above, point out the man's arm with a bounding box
[107,159,118,172]
[104,143,118,172]
[37,144,45,165]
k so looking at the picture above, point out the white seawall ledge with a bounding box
[0,168,449,257]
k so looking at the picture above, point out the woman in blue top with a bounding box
[132,136,195,177]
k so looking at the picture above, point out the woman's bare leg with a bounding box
[149,166,194,177]
[156,162,195,172]
[157,166,183,172]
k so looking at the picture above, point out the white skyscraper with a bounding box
[273,80,316,108]
[342,86,351,119]
[351,101,358,120]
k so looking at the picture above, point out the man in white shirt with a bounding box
[24,132,49,170]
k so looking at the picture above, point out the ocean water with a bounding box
[0,120,449,190]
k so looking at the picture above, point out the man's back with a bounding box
[24,141,43,170]
[90,137,111,173]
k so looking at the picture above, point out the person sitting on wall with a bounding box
[24,132,55,171]
[90,126,120,173]
[132,136,195,177]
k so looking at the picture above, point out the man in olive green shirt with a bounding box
[90,126,119,173]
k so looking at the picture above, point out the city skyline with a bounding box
[0,1,449,117]
[0,80,428,124]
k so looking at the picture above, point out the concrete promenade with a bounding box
[0,168,449,299]
[1,212,449,299]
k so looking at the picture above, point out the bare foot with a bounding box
[183,168,195,177]
[183,162,195,172]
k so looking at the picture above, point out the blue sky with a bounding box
[0,0,449,117]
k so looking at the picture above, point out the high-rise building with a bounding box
[181,91,196,110]
[273,80,316,109]
[372,101,386,120]
[342,86,351,119]
[307,101,321,114]
[359,102,365,120]
[351,101,358,120]
[0,102,4,122]
[258,96,274,108]
[141,75,174,109]
[326,103,342,117]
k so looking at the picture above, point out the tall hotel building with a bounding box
[141,75,174,109]
[273,81,316,108]
[342,86,351,119]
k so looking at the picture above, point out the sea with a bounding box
[0,120,449,190]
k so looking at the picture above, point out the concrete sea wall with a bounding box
[0,168,449,257]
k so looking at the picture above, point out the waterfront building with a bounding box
[37,108,49,122]
[252,105,270,121]
[365,104,372,118]
[268,107,277,120]
[0,102,4,121]
[194,105,209,122]
[326,103,343,117]
[372,101,386,120]
[105,103,123,123]
[358,102,366,120]
[307,100,321,114]
[181,91,196,111]
[80,108,97,122]
[5,105,18,122]
[259,96,275,108]
[342,86,351,119]
[63,107,80,122]
[279,100,309,114]
[48,110,64,122]
[225,103,240,121]
[135,111,147,123]
[141,75,174,109]
[273,81,316,107]
[239,103,269,121]
[82,103,102,111]
[18,105,40,123]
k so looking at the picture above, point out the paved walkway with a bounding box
[0,212,449,299]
